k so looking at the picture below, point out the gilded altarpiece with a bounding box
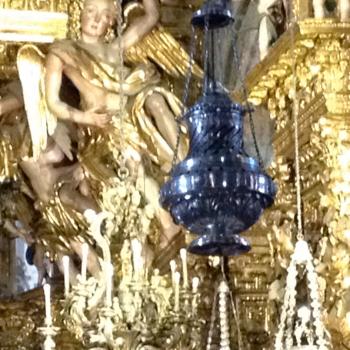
[244,5,350,348]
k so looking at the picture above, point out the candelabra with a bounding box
[38,324,60,350]
[38,284,60,350]
[62,243,202,348]
[41,204,205,350]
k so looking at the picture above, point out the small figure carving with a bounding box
[313,0,327,18]
[339,0,350,21]
[313,0,350,20]
[258,0,286,59]
[120,240,133,286]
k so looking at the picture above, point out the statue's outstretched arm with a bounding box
[45,53,110,128]
[109,0,159,57]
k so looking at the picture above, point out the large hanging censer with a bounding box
[160,0,276,256]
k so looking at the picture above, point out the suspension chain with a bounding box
[289,7,304,240]
[116,0,127,174]
[221,258,244,350]
[231,26,264,169]
[171,25,196,170]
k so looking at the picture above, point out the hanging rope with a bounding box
[116,0,128,176]
[289,3,304,241]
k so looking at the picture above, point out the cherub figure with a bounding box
[313,0,327,18]
[120,239,133,286]
[0,80,102,280]
[258,0,286,59]
[339,0,350,20]
[313,0,350,20]
[0,80,28,180]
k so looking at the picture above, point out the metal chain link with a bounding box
[203,16,210,93]
[116,0,127,175]
[247,103,264,167]
[171,25,196,170]
[221,258,244,350]
[231,26,264,169]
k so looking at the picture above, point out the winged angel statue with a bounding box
[2,0,201,279]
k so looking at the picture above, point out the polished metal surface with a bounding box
[161,91,276,256]
[191,0,234,28]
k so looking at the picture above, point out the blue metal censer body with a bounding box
[160,0,276,256]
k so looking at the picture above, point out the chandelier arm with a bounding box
[275,260,297,350]
[275,293,288,349]
[306,259,328,346]
[286,276,297,348]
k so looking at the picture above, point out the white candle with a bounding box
[43,283,52,325]
[48,261,54,278]
[180,248,188,288]
[192,277,200,293]
[106,263,114,307]
[174,272,181,312]
[131,239,143,280]
[81,243,89,282]
[62,256,70,297]
[255,275,259,289]
[192,277,200,315]
[170,260,177,287]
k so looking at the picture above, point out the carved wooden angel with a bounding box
[16,0,201,252]
[258,0,286,59]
